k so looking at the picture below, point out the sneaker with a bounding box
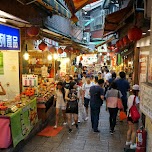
[75,124,79,129]
[63,122,67,126]
[110,130,115,133]
[72,122,75,126]
[85,117,88,121]
[110,131,114,135]
[130,143,136,149]
[78,120,81,123]
[54,125,57,129]
[125,141,132,146]
[94,130,100,133]
[68,128,72,133]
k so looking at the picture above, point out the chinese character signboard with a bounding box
[140,83,152,120]
[139,55,148,84]
[0,24,20,50]
[148,56,152,83]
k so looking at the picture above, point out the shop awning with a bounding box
[103,5,134,37]
[41,28,88,51]
[64,0,100,14]
[95,36,115,48]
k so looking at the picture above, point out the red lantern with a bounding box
[27,26,39,37]
[128,26,142,41]
[38,42,47,51]
[49,47,56,53]
[123,36,130,45]
[114,48,120,53]
[107,46,111,50]
[58,47,63,54]
[119,39,124,47]
[116,41,121,48]
[72,50,76,53]
[111,45,115,50]
[64,47,69,53]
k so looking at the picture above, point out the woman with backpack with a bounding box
[126,84,140,149]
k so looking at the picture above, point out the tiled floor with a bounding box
[21,103,128,152]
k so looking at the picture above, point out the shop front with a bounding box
[136,36,152,152]
[20,35,60,122]
[0,24,38,149]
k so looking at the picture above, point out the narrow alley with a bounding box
[21,103,127,152]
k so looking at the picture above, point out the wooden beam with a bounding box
[75,0,93,12]
[64,0,75,14]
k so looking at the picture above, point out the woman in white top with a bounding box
[54,82,67,128]
[126,84,140,149]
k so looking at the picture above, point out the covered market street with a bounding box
[20,103,127,152]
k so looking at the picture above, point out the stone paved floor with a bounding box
[21,103,128,152]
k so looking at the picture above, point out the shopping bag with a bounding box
[130,96,140,122]
[117,98,123,109]
[119,111,127,121]
[117,91,123,109]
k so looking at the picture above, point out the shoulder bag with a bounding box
[117,91,123,109]
[129,96,140,122]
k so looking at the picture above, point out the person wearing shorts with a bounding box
[82,76,93,121]
[126,84,140,149]
[54,82,67,129]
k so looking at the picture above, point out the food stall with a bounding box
[0,97,37,148]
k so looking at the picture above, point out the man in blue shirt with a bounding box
[115,72,130,113]
[90,79,104,132]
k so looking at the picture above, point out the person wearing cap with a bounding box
[126,84,140,149]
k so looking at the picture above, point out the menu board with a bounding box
[140,83,152,120]
[22,74,38,87]
[139,55,148,83]
[148,56,152,83]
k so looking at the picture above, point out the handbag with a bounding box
[119,111,127,121]
[66,100,78,112]
[130,96,140,122]
[117,91,123,109]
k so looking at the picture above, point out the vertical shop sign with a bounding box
[0,52,4,74]
[0,24,20,50]
[140,83,152,120]
[139,55,148,83]
[148,56,152,83]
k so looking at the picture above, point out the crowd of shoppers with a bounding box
[53,65,140,150]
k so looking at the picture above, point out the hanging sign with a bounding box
[140,83,152,120]
[0,24,20,51]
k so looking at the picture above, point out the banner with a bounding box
[9,98,38,147]
[0,24,20,51]
[0,52,4,75]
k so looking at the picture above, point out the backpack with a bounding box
[129,96,140,122]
